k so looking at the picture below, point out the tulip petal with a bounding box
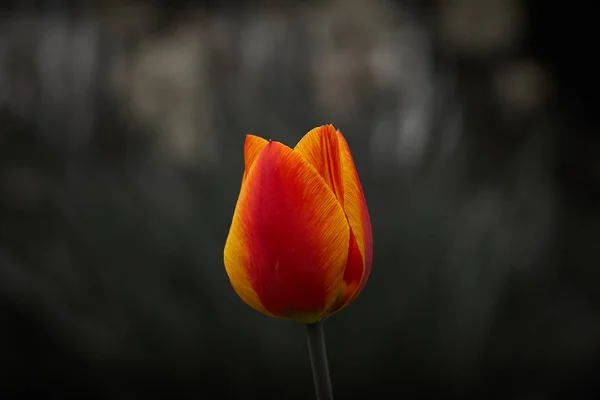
[242,134,269,183]
[294,125,344,204]
[329,130,373,312]
[330,230,364,311]
[224,140,350,323]
[295,125,373,312]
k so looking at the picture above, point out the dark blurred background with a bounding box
[0,0,598,399]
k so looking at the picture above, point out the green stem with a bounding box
[305,320,333,400]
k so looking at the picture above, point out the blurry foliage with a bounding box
[0,0,599,399]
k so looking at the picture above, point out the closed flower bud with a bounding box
[224,125,373,323]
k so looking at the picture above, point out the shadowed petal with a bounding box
[329,230,364,312]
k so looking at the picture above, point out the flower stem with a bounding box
[305,320,333,400]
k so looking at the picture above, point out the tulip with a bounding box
[223,124,373,400]
[224,124,372,323]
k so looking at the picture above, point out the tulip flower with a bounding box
[223,124,372,400]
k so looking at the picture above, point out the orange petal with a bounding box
[242,134,269,183]
[294,125,344,205]
[223,140,350,323]
[331,129,373,312]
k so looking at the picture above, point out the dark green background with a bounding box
[0,1,598,399]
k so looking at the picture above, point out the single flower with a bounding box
[224,124,372,323]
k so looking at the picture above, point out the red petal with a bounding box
[224,141,350,323]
